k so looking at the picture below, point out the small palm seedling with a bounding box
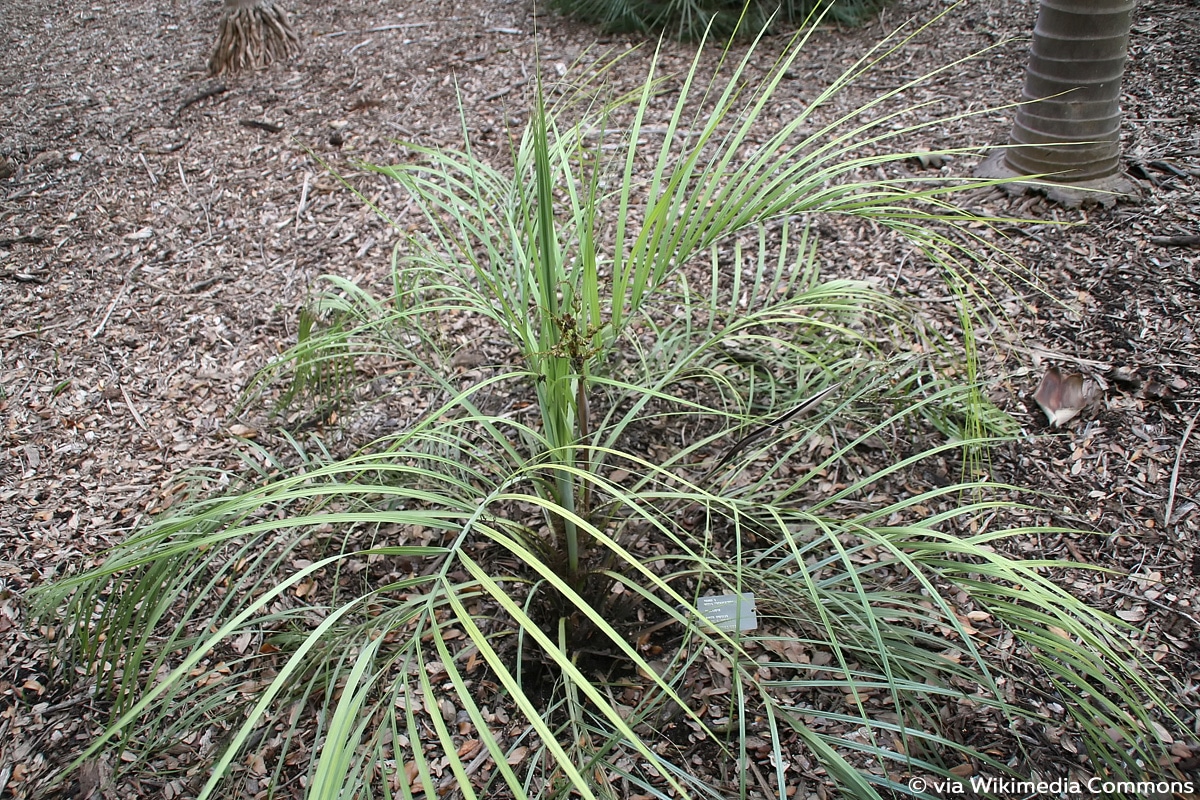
[36,14,1178,800]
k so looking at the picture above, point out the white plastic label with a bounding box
[696,593,758,632]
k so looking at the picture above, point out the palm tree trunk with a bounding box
[209,0,300,76]
[977,0,1135,207]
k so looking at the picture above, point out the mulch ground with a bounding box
[2,0,1199,796]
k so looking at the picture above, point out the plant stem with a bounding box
[576,366,591,522]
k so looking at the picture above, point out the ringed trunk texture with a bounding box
[978,0,1136,206]
[209,0,300,76]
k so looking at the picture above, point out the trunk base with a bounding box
[209,2,300,76]
[975,149,1135,209]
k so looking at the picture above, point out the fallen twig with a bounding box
[121,385,148,431]
[699,383,840,487]
[91,266,139,339]
[1149,234,1200,247]
[1148,160,1191,179]
[239,119,284,133]
[138,152,157,185]
[436,742,492,795]
[178,84,227,114]
[1,270,49,284]
[346,38,373,56]
[0,235,47,247]
[3,320,74,340]
[321,22,433,38]
[1163,405,1200,528]
[185,276,225,294]
[37,695,92,714]
[975,338,1113,370]
[484,80,527,102]
[296,173,311,225]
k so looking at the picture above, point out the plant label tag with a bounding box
[696,593,757,633]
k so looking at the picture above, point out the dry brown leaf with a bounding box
[1033,366,1097,427]
[232,630,253,654]
[1151,720,1175,744]
[1116,606,1147,622]
[450,349,486,369]
[246,752,268,775]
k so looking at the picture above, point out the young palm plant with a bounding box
[35,17,1176,800]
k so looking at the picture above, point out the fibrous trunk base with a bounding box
[976,149,1134,209]
[209,1,300,76]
